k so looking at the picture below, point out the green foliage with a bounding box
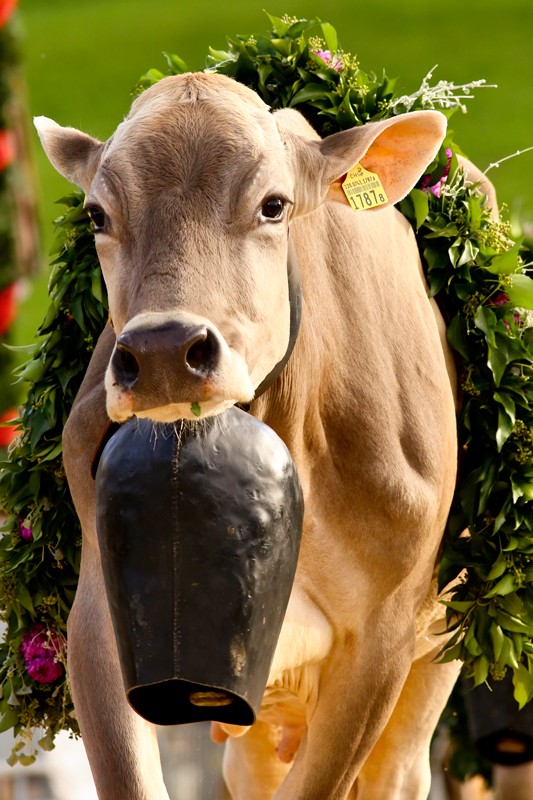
[399,172,533,706]
[0,191,107,760]
[2,10,533,756]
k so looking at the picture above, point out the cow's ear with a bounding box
[34,116,105,192]
[319,110,447,209]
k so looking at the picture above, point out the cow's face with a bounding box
[35,73,446,423]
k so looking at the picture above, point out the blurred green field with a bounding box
[13,0,533,352]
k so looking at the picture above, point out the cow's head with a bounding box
[35,73,446,422]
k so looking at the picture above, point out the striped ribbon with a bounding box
[0,0,20,443]
[0,0,18,29]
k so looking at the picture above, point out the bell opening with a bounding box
[476,731,533,766]
[127,679,256,726]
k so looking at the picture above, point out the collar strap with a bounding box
[252,233,302,400]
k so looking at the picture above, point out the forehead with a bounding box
[97,74,286,205]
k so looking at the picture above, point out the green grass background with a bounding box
[12,0,533,352]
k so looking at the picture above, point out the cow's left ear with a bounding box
[34,116,105,192]
[319,110,447,209]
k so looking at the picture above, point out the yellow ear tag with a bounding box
[341,164,388,211]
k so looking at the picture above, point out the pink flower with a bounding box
[490,292,510,306]
[312,49,342,72]
[26,657,63,684]
[19,518,32,542]
[21,625,65,684]
[420,148,453,197]
[488,294,520,331]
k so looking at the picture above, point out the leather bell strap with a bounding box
[252,233,302,400]
[91,234,302,478]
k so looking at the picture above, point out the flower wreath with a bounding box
[1,11,533,765]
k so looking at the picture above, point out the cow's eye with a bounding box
[261,197,285,220]
[86,207,106,230]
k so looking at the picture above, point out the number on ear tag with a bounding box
[342,164,388,211]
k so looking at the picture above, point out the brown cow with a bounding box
[35,72,470,799]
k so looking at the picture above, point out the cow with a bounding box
[33,71,495,800]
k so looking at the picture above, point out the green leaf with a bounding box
[512,663,533,709]
[473,654,489,686]
[91,274,103,304]
[484,573,518,598]
[15,582,34,614]
[496,407,514,451]
[474,305,497,347]
[265,12,288,36]
[437,641,463,663]
[441,600,475,612]
[18,754,36,766]
[6,685,19,706]
[485,239,523,275]
[38,731,56,752]
[490,623,504,660]
[425,222,459,239]
[136,68,165,87]
[320,22,338,55]
[0,706,18,733]
[208,47,233,62]
[446,314,472,360]
[493,392,516,424]
[290,82,328,106]
[487,343,508,387]
[487,554,507,580]
[410,188,429,231]
[457,239,479,267]
[495,610,533,634]
[507,274,533,310]
[162,52,189,75]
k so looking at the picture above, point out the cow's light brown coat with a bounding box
[34,72,485,799]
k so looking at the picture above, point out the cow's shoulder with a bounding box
[63,324,114,520]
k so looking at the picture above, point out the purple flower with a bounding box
[312,49,342,72]
[26,657,63,684]
[490,292,510,306]
[488,293,520,332]
[420,148,453,197]
[21,625,65,684]
[19,518,32,542]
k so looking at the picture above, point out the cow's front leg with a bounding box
[68,537,169,800]
[272,604,420,800]
[356,651,461,800]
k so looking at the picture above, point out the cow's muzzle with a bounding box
[106,312,254,422]
[113,319,219,391]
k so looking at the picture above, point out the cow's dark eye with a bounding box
[261,197,285,220]
[86,207,106,230]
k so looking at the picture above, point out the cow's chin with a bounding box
[105,382,254,423]
[135,398,240,422]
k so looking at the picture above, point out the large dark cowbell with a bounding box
[95,408,304,727]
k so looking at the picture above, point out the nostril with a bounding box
[185,331,218,374]
[113,346,140,389]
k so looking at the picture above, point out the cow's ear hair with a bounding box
[34,116,105,192]
[319,110,447,209]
